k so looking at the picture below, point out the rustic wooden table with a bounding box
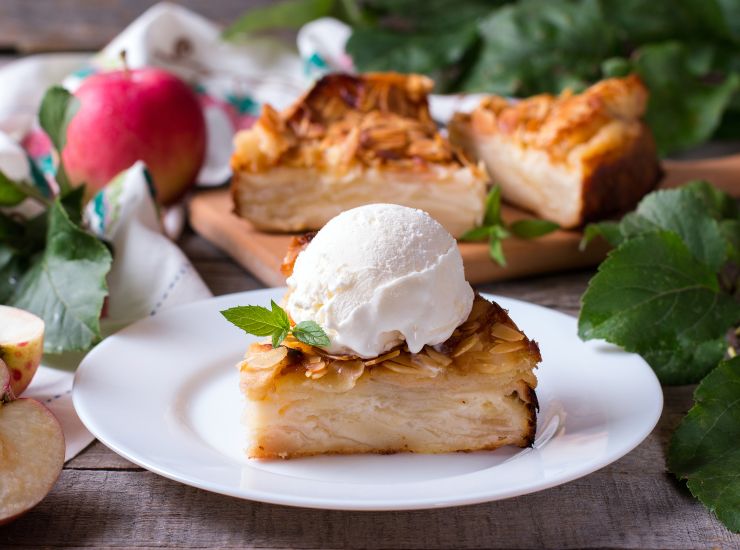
[0,1,738,548]
[0,229,735,549]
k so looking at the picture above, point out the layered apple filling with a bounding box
[238,295,540,459]
[230,72,487,237]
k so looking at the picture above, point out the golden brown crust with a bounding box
[280,232,316,277]
[454,75,650,162]
[231,72,482,176]
[579,126,662,223]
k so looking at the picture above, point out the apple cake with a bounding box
[237,238,540,459]
[449,75,662,228]
[231,72,488,238]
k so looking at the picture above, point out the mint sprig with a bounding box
[460,185,559,266]
[221,300,330,348]
[579,180,739,532]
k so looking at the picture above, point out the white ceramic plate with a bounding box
[73,289,662,511]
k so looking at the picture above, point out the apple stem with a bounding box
[120,50,130,75]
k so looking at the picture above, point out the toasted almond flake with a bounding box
[453,334,480,357]
[491,323,525,342]
[489,341,525,354]
[458,320,480,334]
[424,347,453,366]
[244,346,288,370]
[363,349,400,366]
[305,359,326,373]
[382,360,422,375]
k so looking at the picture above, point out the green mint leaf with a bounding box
[221,305,286,337]
[483,185,503,227]
[292,321,330,347]
[668,357,740,533]
[38,86,79,154]
[272,327,289,349]
[270,300,291,331]
[223,0,335,39]
[578,231,738,384]
[0,170,27,207]
[509,219,559,239]
[10,200,112,353]
[459,226,492,242]
[488,231,507,267]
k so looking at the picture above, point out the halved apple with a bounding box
[0,305,45,396]
[0,397,65,524]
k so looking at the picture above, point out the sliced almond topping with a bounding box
[489,341,525,354]
[244,346,288,371]
[452,334,480,357]
[424,347,453,367]
[364,349,400,366]
[491,323,525,342]
[381,360,422,375]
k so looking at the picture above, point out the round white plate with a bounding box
[73,289,663,511]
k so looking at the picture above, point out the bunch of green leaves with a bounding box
[225,0,740,155]
[222,300,330,348]
[0,87,112,353]
[579,180,739,532]
[460,185,558,265]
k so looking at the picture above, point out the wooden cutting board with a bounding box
[189,155,740,287]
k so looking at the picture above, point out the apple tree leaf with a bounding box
[10,200,112,353]
[668,357,740,532]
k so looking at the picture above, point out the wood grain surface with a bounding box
[2,230,739,549]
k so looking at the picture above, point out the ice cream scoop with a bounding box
[285,204,474,358]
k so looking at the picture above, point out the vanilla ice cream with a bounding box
[285,204,474,358]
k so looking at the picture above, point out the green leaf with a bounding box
[483,185,503,227]
[631,41,740,155]
[487,225,510,266]
[292,321,331,347]
[0,245,26,303]
[223,0,335,39]
[38,86,79,154]
[0,170,27,206]
[221,305,288,337]
[462,0,615,95]
[620,184,728,271]
[347,23,479,89]
[578,232,738,383]
[640,336,728,385]
[509,219,559,239]
[272,328,290,349]
[668,357,740,532]
[459,226,492,242]
[10,200,112,353]
[580,221,624,250]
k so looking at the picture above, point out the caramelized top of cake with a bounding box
[232,72,481,175]
[238,295,541,400]
[451,75,650,164]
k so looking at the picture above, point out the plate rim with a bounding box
[73,288,664,511]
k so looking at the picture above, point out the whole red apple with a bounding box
[62,68,206,205]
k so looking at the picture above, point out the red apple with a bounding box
[62,68,206,205]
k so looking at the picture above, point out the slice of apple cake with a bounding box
[230,72,487,238]
[238,291,540,459]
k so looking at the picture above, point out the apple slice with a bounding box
[0,398,65,524]
[0,305,45,396]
